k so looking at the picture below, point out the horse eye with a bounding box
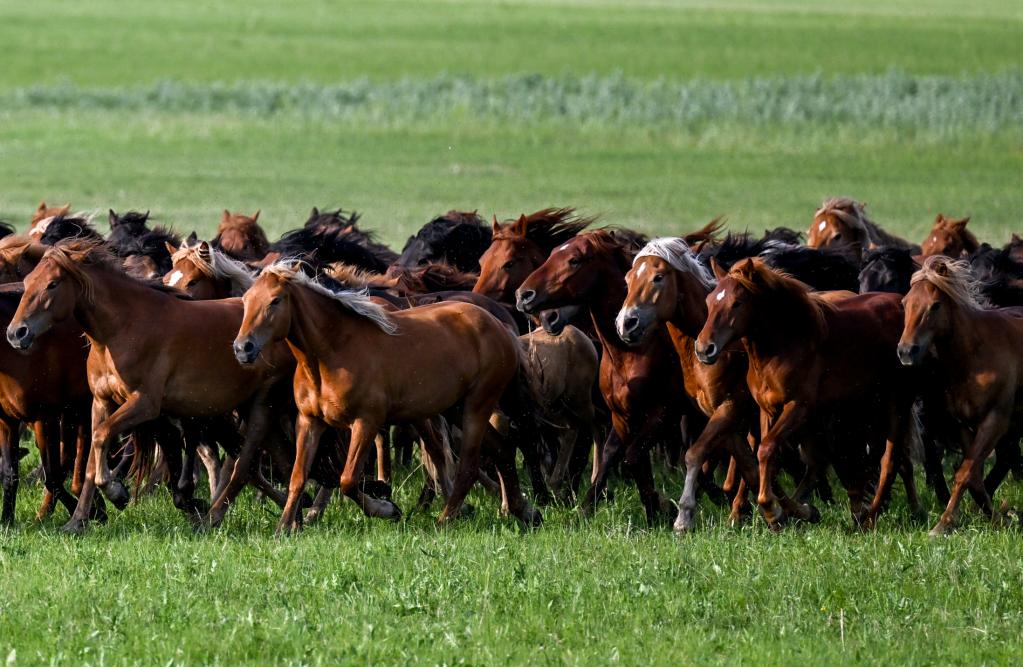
[652,273,665,284]
[186,279,198,287]
[270,297,281,307]
[46,280,58,290]
[568,257,582,267]
[833,233,843,241]
[929,301,942,312]
[502,260,515,271]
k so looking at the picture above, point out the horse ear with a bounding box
[492,215,501,234]
[934,213,945,226]
[735,257,758,279]
[932,260,950,276]
[186,231,199,245]
[1013,233,1022,243]
[512,215,528,236]
[56,204,70,216]
[710,257,727,280]
[310,206,319,218]
[951,217,970,230]
[108,209,119,227]
[143,210,151,221]
[198,241,212,261]
[36,201,47,214]
[222,209,231,222]
[252,209,261,222]
[164,241,178,256]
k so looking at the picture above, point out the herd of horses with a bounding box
[0,198,1020,537]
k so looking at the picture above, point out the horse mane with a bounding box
[385,263,479,294]
[38,214,104,246]
[682,217,725,249]
[171,239,254,296]
[0,234,47,264]
[321,214,399,266]
[304,206,361,231]
[912,256,991,311]
[45,238,192,303]
[0,221,15,240]
[730,258,835,333]
[323,263,385,289]
[863,246,917,274]
[816,197,915,251]
[579,229,640,271]
[760,243,861,292]
[270,225,389,273]
[495,207,597,253]
[634,237,714,289]
[262,261,398,334]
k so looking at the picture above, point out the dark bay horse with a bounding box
[6,240,294,532]
[921,214,979,258]
[398,210,492,272]
[898,256,1023,536]
[696,258,921,528]
[234,263,538,531]
[517,231,689,523]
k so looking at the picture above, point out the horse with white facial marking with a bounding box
[233,262,538,532]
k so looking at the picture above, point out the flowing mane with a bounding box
[729,258,835,333]
[815,197,915,251]
[0,234,46,264]
[634,237,715,289]
[494,207,597,253]
[36,213,104,245]
[171,240,254,296]
[44,238,190,303]
[262,261,398,334]
[911,255,991,311]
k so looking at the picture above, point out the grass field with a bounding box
[1,1,1022,665]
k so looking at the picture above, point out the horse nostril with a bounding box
[519,289,535,304]
[624,316,639,332]
[704,343,717,357]
[242,341,255,353]
[15,326,27,340]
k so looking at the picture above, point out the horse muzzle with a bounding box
[233,338,261,365]
[6,322,35,351]
[897,343,922,367]
[515,288,539,314]
[695,340,720,365]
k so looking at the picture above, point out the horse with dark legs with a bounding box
[233,263,539,533]
[897,256,1023,536]
[517,230,696,524]
[696,258,922,529]
[6,239,294,532]
[921,214,979,258]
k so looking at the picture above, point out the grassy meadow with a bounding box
[1,1,1022,664]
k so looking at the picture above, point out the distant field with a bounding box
[1,1,1022,665]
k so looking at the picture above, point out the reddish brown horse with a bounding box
[898,256,1023,536]
[617,238,765,531]
[212,210,269,263]
[7,240,294,532]
[696,258,920,528]
[234,263,538,532]
[0,236,47,283]
[920,214,979,258]
[28,201,71,237]
[0,284,91,524]
[517,231,690,523]
[165,238,254,299]
[808,197,920,260]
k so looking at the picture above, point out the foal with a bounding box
[898,256,1023,536]
[234,263,538,532]
[696,259,920,528]
[7,240,294,532]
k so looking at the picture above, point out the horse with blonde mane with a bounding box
[808,197,920,261]
[898,256,1023,536]
[6,239,294,532]
[233,262,539,532]
[697,258,921,529]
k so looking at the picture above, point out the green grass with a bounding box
[2,0,1023,664]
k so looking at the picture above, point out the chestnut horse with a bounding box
[517,231,690,523]
[28,201,71,237]
[696,258,921,528]
[808,197,920,261]
[0,284,91,524]
[921,214,979,258]
[7,240,294,532]
[234,263,538,532]
[898,256,1023,536]
[617,238,767,531]
[212,210,269,263]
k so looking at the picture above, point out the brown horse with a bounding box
[0,236,47,283]
[517,231,690,523]
[921,214,979,258]
[165,238,254,299]
[617,238,765,531]
[212,210,269,263]
[233,263,538,532]
[0,284,91,524]
[28,201,71,237]
[898,256,1023,536]
[6,239,294,532]
[696,258,920,528]
[808,197,920,260]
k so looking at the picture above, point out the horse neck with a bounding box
[670,271,710,338]
[285,285,376,366]
[929,303,981,374]
[585,262,631,351]
[72,265,158,344]
[744,290,825,361]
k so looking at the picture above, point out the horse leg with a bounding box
[375,430,391,484]
[437,406,487,524]
[548,425,580,503]
[206,395,273,527]
[70,418,89,498]
[0,417,19,525]
[917,401,951,505]
[277,413,327,534]
[757,402,810,529]
[89,394,160,511]
[931,410,1010,537]
[676,400,742,533]
[488,423,542,527]
[626,440,667,525]
[304,485,334,525]
[339,418,401,520]
[581,427,626,516]
[35,419,77,520]
[417,417,455,506]
[863,405,915,529]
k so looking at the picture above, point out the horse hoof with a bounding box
[673,509,695,534]
[521,506,543,528]
[361,479,392,500]
[274,521,301,536]
[103,480,131,510]
[61,519,88,535]
[803,503,822,524]
[384,501,402,522]
[928,522,952,538]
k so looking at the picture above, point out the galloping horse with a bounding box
[921,214,978,258]
[28,201,71,237]
[233,263,539,532]
[0,236,47,283]
[517,231,689,523]
[696,258,921,528]
[166,238,254,299]
[6,240,294,532]
[212,210,270,263]
[898,256,1023,536]
[808,197,920,261]
[617,238,764,531]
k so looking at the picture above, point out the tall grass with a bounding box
[5,70,1021,136]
